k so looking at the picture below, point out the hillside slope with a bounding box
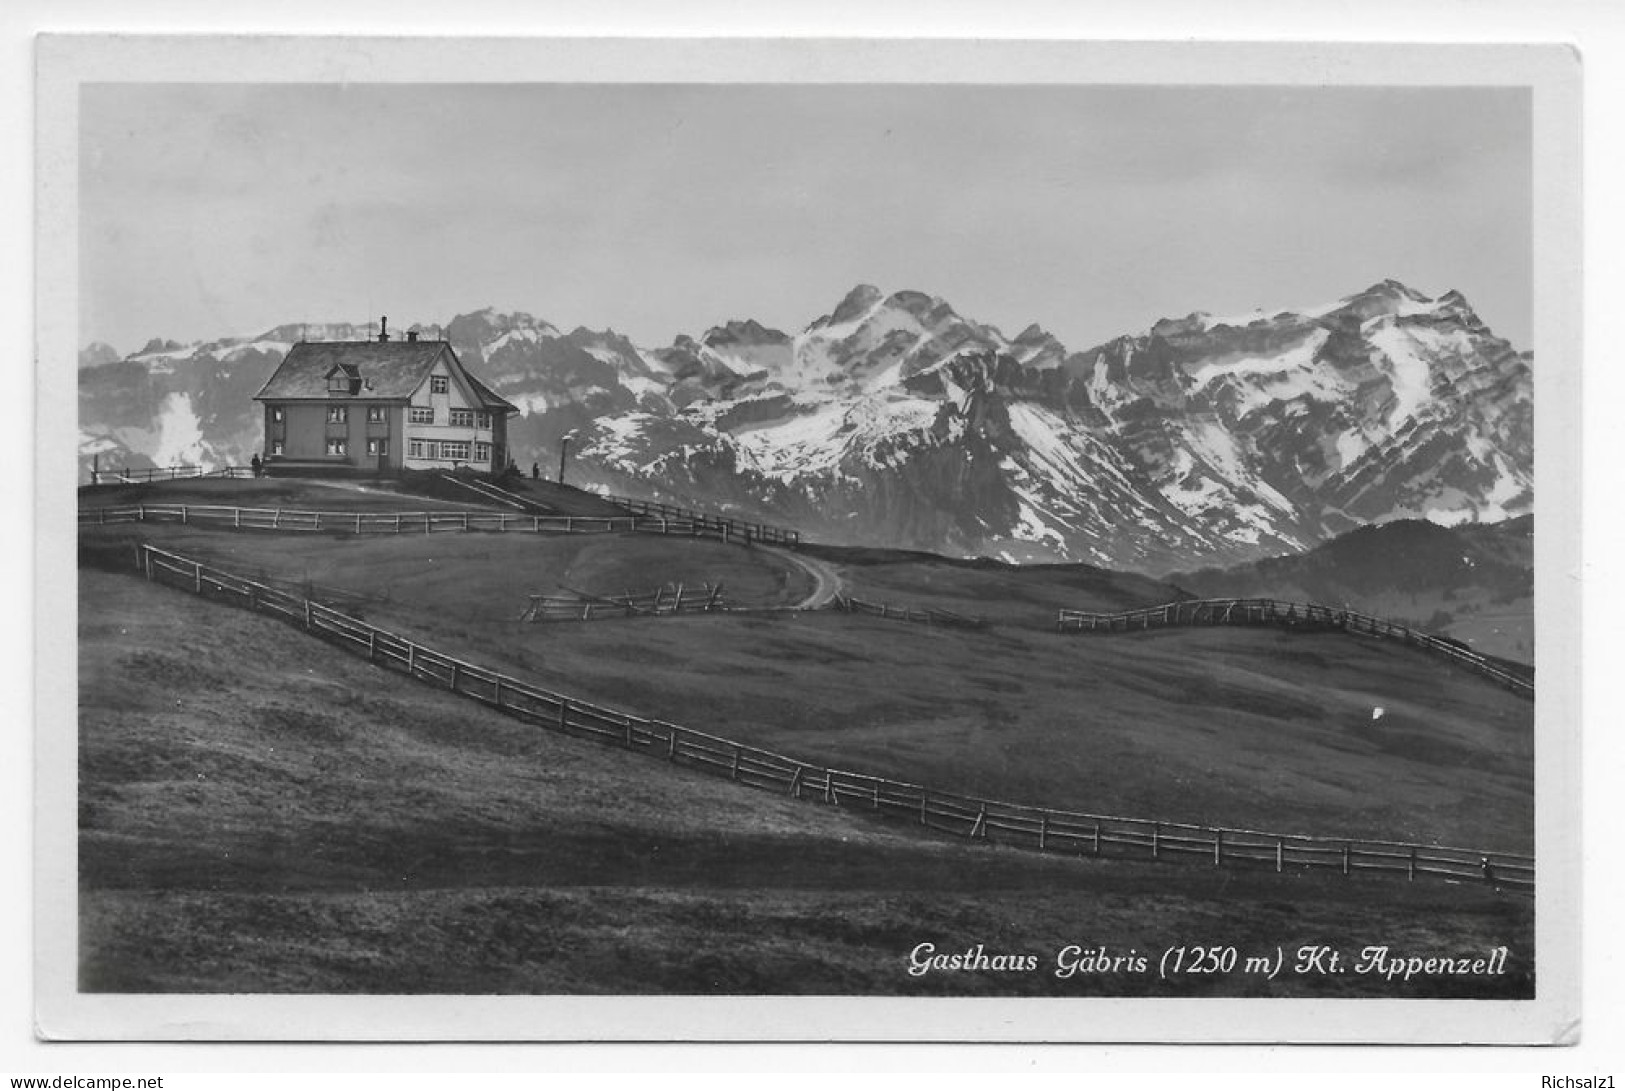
[1171,516,1533,661]
[78,567,1533,997]
[87,523,1534,852]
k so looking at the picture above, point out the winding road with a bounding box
[761,545,844,610]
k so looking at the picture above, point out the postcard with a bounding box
[36,35,1582,1043]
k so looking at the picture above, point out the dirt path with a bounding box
[761,546,843,610]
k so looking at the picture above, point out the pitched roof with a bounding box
[253,340,515,413]
[465,372,519,414]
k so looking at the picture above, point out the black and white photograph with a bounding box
[33,35,1584,1046]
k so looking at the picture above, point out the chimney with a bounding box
[407,329,419,342]
[377,315,390,343]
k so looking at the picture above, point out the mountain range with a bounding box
[78,279,1532,573]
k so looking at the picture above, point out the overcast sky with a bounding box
[79,83,1532,356]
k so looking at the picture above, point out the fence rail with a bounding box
[80,503,781,547]
[120,541,1533,894]
[521,582,729,622]
[88,465,256,486]
[596,495,800,546]
[1058,598,1535,699]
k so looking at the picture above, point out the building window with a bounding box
[475,412,492,429]
[326,438,348,456]
[430,375,449,394]
[410,407,434,424]
[440,440,470,461]
[474,442,491,463]
[409,440,424,459]
[328,375,351,393]
[367,406,387,423]
[271,440,284,455]
[327,406,349,424]
[449,408,474,428]
[367,438,389,456]
[271,407,285,423]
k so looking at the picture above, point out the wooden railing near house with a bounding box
[79,503,780,548]
[88,465,256,486]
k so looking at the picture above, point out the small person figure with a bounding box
[531,461,541,479]
[250,453,263,478]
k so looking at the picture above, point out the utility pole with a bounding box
[557,432,575,485]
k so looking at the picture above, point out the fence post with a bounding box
[1039,814,1048,851]
[558,699,569,733]
[1408,846,1417,881]
[1214,829,1222,866]
[825,772,835,805]
[1276,839,1284,873]
[368,630,377,662]
[407,643,417,676]
[304,601,313,630]
[1152,823,1161,858]
[667,726,679,760]
[919,790,928,825]
[181,505,188,525]
[1092,824,1101,855]
[450,662,461,692]
[731,746,741,780]
[1343,844,1351,876]
[790,767,803,799]
[194,562,203,593]
[234,508,240,529]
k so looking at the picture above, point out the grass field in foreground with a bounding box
[85,521,1534,853]
[77,570,1532,997]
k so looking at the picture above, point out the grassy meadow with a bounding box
[73,482,1537,997]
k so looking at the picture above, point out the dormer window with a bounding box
[325,363,362,395]
[430,375,449,395]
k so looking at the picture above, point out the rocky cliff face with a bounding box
[78,278,1531,572]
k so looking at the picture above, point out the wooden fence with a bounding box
[1058,598,1535,699]
[80,503,783,547]
[597,495,800,547]
[122,541,1534,894]
[829,593,987,630]
[521,582,729,622]
[88,465,255,486]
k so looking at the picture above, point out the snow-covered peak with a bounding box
[810,284,886,332]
